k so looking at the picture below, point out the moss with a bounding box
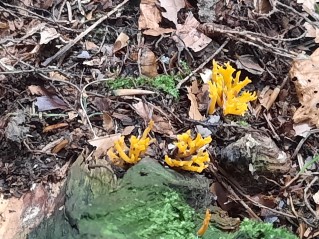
[227,219,298,239]
[106,75,180,98]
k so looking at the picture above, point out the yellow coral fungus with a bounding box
[164,130,212,173]
[107,120,154,165]
[208,60,257,116]
[197,209,211,236]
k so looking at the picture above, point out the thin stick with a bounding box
[292,129,319,159]
[176,38,230,89]
[42,0,129,66]
[304,176,319,219]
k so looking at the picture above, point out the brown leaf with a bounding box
[112,89,155,96]
[139,1,174,36]
[159,0,185,25]
[40,27,60,45]
[140,48,158,77]
[122,126,135,136]
[133,101,174,135]
[139,2,161,30]
[102,112,114,133]
[35,96,68,111]
[85,41,99,51]
[52,139,69,153]
[235,55,265,75]
[113,32,129,53]
[174,12,211,52]
[290,48,319,127]
[187,87,203,120]
[112,112,134,125]
[88,134,121,158]
[28,85,47,96]
[43,123,68,133]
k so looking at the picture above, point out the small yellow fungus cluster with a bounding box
[107,120,154,165]
[208,60,257,116]
[197,209,211,236]
[164,130,212,173]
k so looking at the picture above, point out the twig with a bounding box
[209,164,262,220]
[304,176,319,219]
[276,1,319,28]
[176,38,230,89]
[263,112,280,141]
[292,129,319,159]
[265,76,289,110]
[42,0,129,66]
[80,78,114,138]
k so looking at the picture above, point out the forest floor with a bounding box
[1,0,319,238]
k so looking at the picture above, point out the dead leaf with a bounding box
[102,112,114,132]
[253,0,272,14]
[39,27,60,45]
[235,55,265,75]
[112,112,134,125]
[88,134,121,158]
[113,32,129,53]
[290,48,319,127]
[122,126,135,136]
[139,0,174,36]
[52,139,69,153]
[112,89,155,96]
[28,85,47,95]
[297,0,319,16]
[293,123,312,137]
[304,22,319,43]
[200,68,212,83]
[174,12,211,52]
[0,58,15,71]
[35,96,68,111]
[133,101,174,135]
[43,123,68,133]
[140,48,158,77]
[49,71,68,80]
[187,87,203,120]
[139,1,161,30]
[85,41,99,51]
[313,190,319,204]
[159,0,185,25]
[258,86,273,108]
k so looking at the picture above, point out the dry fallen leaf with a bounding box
[102,112,114,133]
[140,48,158,77]
[253,0,272,14]
[187,87,203,120]
[85,41,99,51]
[113,32,129,53]
[313,190,319,204]
[159,0,185,25]
[28,85,47,96]
[297,0,319,16]
[293,123,312,137]
[112,89,155,96]
[39,27,60,45]
[122,125,135,136]
[174,12,211,52]
[133,101,174,135]
[139,0,174,36]
[35,96,68,111]
[290,48,319,127]
[88,134,121,158]
[235,55,265,75]
[304,22,319,43]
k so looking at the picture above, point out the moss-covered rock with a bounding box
[27,156,297,239]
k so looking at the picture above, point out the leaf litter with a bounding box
[1,0,319,238]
